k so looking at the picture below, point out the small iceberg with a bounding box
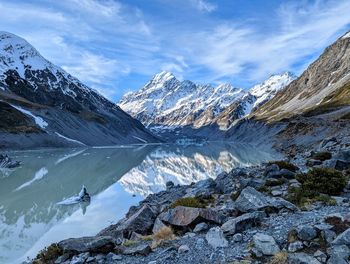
[57,185,91,205]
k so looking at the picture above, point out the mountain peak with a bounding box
[151,71,176,83]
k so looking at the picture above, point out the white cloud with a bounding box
[191,0,217,13]
[0,0,349,99]
[179,0,350,83]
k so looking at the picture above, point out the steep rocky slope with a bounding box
[119,71,294,131]
[0,32,157,149]
[253,31,350,122]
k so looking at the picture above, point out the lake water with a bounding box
[0,143,277,264]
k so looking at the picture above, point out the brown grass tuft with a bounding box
[151,226,175,248]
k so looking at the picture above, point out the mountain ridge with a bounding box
[0,31,158,149]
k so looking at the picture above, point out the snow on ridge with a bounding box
[342,32,350,39]
[119,71,296,127]
[55,132,86,146]
[10,104,48,129]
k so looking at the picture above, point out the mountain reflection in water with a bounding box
[0,143,277,264]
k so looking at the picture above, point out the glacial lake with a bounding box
[0,143,278,264]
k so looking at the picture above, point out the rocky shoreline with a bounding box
[29,136,350,264]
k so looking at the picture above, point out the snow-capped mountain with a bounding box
[119,71,245,128]
[214,72,296,129]
[119,71,295,130]
[0,31,157,148]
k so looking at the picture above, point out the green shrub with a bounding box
[265,178,287,187]
[170,197,211,209]
[269,160,299,172]
[33,244,63,264]
[311,151,332,161]
[296,168,346,195]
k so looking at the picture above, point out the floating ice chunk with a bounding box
[57,185,91,205]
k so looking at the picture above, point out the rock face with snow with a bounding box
[0,31,157,148]
[118,71,295,131]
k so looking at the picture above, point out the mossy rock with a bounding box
[170,196,212,209]
[311,151,332,161]
[269,160,299,172]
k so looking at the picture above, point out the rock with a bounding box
[232,233,243,242]
[121,243,151,255]
[152,217,168,234]
[279,168,296,179]
[319,137,337,150]
[332,228,350,247]
[185,178,217,197]
[148,262,157,264]
[264,164,280,176]
[325,159,350,171]
[178,245,190,253]
[99,205,157,238]
[106,252,122,261]
[158,206,222,228]
[55,254,70,264]
[252,233,280,256]
[0,154,21,168]
[288,241,304,252]
[85,257,95,263]
[327,245,350,261]
[166,181,175,189]
[195,238,206,249]
[205,227,228,248]
[321,229,337,244]
[234,187,297,213]
[193,222,209,233]
[297,225,317,241]
[58,236,116,253]
[70,253,90,264]
[271,190,283,196]
[313,250,327,263]
[221,211,265,235]
[288,253,321,264]
[306,159,323,167]
[327,256,348,264]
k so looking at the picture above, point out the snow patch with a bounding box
[55,132,86,146]
[342,32,350,39]
[132,136,147,144]
[10,105,48,129]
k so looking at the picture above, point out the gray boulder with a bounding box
[205,227,228,248]
[58,236,116,253]
[288,241,304,252]
[332,228,350,247]
[120,243,151,255]
[252,233,280,256]
[221,211,265,235]
[327,245,350,262]
[99,205,157,238]
[288,253,321,264]
[234,187,297,213]
[158,206,222,228]
[193,222,209,233]
[297,225,317,241]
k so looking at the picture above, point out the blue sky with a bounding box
[0,0,350,101]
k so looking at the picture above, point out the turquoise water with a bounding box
[0,143,277,264]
